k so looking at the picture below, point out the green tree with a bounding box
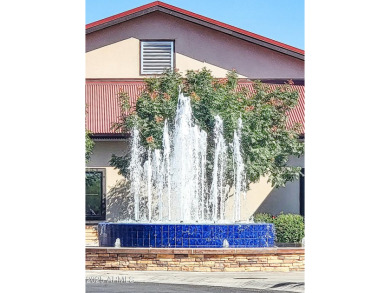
[110,68,304,188]
[85,103,95,164]
[85,130,95,164]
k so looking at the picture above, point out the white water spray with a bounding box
[162,120,171,221]
[233,118,246,222]
[128,128,143,221]
[145,149,152,222]
[127,92,247,223]
[210,116,227,222]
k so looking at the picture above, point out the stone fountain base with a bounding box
[98,223,274,248]
[85,247,305,272]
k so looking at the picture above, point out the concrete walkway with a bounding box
[86,270,304,292]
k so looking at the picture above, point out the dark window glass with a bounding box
[86,171,105,220]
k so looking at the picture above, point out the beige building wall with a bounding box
[86,38,140,78]
[86,38,246,79]
[225,167,302,221]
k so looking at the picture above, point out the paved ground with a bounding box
[86,270,304,293]
[87,282,300,293]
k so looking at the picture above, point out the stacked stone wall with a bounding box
[86,247,304,272]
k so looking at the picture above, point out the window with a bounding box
[141,41,174,74]
[85,169,106,221]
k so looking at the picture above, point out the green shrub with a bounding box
[253,212,305,243]
[273,213,304,243]
[253,213,274,223]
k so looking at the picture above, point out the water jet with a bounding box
[99,92,274,248]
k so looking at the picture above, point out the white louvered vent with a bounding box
[141,41,174,74]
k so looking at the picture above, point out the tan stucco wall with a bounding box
[87,141,303,221]
[254,179,300,216]
[86,38,140,78]
[224,175,301,221]
[175,53,246,78]
[225,154,304,219]
[86,11,303,79]
[86,38,246,79]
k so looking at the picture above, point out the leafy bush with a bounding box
[85,130,94,164]
[273,213,304,243]
[254,212,304,243]
[253,213,274,223]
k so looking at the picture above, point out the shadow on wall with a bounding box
[254,181,301,216]
[105,177,302,221]
[105,179,132,222]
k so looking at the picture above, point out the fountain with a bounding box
[99,92,274,248]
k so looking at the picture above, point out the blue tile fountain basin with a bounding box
[98,223,274,248]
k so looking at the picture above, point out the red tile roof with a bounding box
[86,1,304,59]
[85,80,304,135]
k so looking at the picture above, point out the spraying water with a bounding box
[233,118,246,222]
[128,128,144,221]
[152,149,163,221]
[210,116,227,222]
[162,120,171,221]
[127,92,246,223]
[170,93,196,221]
[145,149,152,221]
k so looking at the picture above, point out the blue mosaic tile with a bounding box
[189,239,197,246]
[202,226,211,238]
[193,231,202,238]
[176,238,183,246]
[215,239,223,247]
[98,223,275,248]
[188,225,195,235]
[216,226,223,235]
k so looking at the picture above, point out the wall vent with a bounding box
[141,41,174,74]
